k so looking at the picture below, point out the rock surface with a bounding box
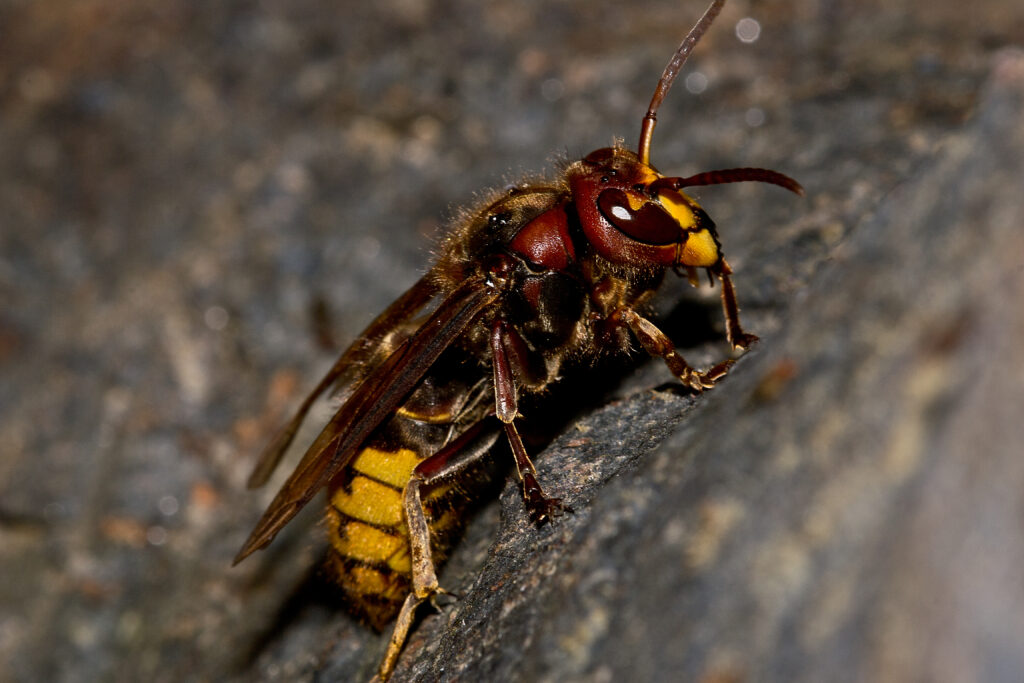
[2,1,1023,682]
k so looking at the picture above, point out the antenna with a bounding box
[638,0,725,166]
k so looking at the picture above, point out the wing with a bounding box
[246,270,442,489]
[234,275,500,565]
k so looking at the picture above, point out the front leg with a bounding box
[611,308,734,391]
[491,319,571,524]
[713,259,759,350]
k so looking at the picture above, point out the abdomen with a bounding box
[324,351,487,629]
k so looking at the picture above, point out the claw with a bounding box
[429,588,459,612]
[680,361,733,391]
[704,359,734,382]
[521,469,574,525]
[732,332,759,351]
[528,496,573,526]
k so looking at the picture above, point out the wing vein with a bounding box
[233,276,498,564]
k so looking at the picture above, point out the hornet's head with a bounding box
[566,146,720,269]
[566,0,801,272]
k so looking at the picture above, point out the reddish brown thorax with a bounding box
[507,203,575,271]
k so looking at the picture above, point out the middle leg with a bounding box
[490,319,570,524]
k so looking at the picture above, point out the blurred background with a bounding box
[2,0,1024,681]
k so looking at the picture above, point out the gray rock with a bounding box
[2,2,1023,682]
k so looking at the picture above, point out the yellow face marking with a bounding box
[331,475,404,527]
[353,447,422,489]
[658,189,719,267]
[624,189,649,212]
[656,189,699,231]
[680,229,719,267]
[636,165,660,185]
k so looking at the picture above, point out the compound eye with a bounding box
[597,189,682,245]
[583,148,615,165]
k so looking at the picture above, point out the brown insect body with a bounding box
[235,1,802,679]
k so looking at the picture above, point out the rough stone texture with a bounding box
[2,1,1023,682]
